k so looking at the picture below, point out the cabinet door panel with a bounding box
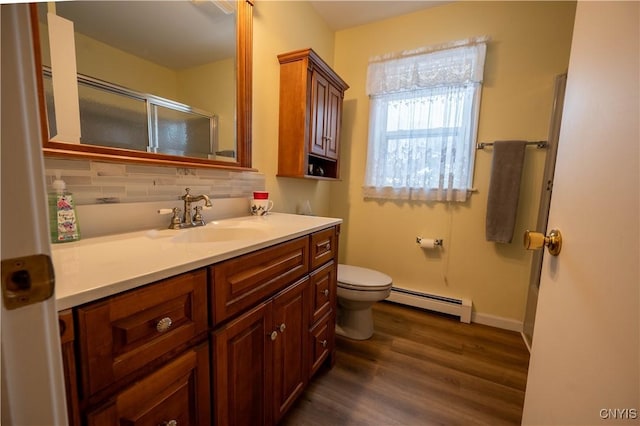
[213,301,273,426]
[309,261,335,325]
[325,84,342,160]
[309,312,335,377]
[310,70,329,157]
[59,310,81,426]
[86,342,210,426]
[272,277,309,423]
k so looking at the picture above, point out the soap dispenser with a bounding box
[48,171,80,243]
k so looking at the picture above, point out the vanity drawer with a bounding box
[210,236,309,325]
[309,260,336,325]
[308,312,335,378]
[86,342,210,426]
[310,227,336,270]
[76,269,208,398]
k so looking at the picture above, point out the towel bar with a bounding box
[477,141,547,150]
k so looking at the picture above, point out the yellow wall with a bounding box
[72,31,178,100]
[252,0,336,216]
[42,20,236,155]
[330,1,576,323]
[177,58,236,153]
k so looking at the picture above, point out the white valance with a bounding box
[366,37,488,96]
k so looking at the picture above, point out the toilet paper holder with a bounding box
[416,237,443,247]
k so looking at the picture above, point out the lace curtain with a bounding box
[363,38,487,202]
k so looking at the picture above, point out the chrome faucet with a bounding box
[180,188,212,227]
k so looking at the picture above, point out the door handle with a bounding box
[524,229,562,256]
[1,254,54,310]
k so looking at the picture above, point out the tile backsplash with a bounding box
[44,158,265,205]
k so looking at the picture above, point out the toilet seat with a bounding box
[337,264,392,291]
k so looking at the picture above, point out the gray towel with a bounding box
[485,140,527,243]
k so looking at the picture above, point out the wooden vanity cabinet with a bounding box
[212,276,309,425]
[60,269,210,424]
[59,224,339,426]
[277,48,349,180]
[59,309,81,426]
[209,236,309,325]
[211,225,339,425]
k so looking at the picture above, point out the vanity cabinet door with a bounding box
[86,342,210,426]
[212,301,273,426]
[212,277,309,426]
[309,312,335,378]
[59,310,81,426]
[272,277,309,423]
[309,260,335,325]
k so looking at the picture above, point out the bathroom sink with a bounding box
[171,221,271,243]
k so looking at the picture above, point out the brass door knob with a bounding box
[524,229,562,256]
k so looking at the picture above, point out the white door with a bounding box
[1,4,68,425]
[522,2,639,425]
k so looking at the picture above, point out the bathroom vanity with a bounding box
[53,213,340,425]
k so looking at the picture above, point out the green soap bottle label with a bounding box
[54,194,79,241]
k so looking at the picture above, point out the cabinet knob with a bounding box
[324,243,331,251]
[156,317,173,333]
[323,289,329,297]
[270,330,278,341]
[279,323,286,333]
[320,339,327,348]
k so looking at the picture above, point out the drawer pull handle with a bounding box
[324,243,331,251]
[279,323,286,333]
[163,421,177,426]
[270,331,278,341]
[323,289,329,297]
[320,339,327,348]
[156,317,173,333]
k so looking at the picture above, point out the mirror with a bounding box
[30,0,252,169]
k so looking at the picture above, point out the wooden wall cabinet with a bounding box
[277,48,349,180]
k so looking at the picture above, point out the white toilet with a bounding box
[336,264,393,340]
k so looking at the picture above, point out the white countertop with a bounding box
[53,213,342,310]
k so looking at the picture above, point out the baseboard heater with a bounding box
[387,287,472,323]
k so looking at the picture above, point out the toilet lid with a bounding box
[337,264,393,291]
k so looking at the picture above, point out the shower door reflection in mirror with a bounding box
[36,0,244,165]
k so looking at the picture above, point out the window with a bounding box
[364,38,487,202]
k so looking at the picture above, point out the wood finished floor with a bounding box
[282,301,530,426]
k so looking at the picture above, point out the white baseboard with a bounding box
[471,311,523,332]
